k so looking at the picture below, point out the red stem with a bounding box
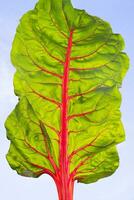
[55,178,74,200]
[58,30,74,200]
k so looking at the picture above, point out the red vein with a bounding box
[43,122,60,135]
[30,29,64,65]
[24,139,47,158]
[59,30,74,195]
[70,39,111,61]
[29,119,39,126]
[50,14,69,39]
[42,45,64,64]
[69,128,107,161]
[91,141,115,149]
[75,160,105,178]
[25,25,66,65]
[73,26,98,44]
[27,161,55,179]
[84,115,102,124]
[25,48,63,79]
[69,66,104,71]
[34,169,45,176]
[68,86,100,100]
[38,65,63,79]
[69,59,117,71]
[27,117,59,137]
[27,161,45,170]
[68,109,96,121]
[39,121,58,173]
[68,128,88,135]
[22,44,63,80]
[69,78,80,82]
[70,154,96,179]
[31,89,61,107]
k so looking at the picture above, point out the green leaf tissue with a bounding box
[5,0,129,199]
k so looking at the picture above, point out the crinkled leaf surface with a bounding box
[6,0,129,184]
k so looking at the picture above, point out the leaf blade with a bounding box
[6,0,129,185]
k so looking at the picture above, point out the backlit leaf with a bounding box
[5,0,129,193]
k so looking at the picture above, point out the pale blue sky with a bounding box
[0,0,133,199]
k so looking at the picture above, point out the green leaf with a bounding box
[6,0,129,189]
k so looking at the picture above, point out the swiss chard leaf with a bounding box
[5,0,129,196]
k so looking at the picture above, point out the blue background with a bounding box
[0,0,133,199]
